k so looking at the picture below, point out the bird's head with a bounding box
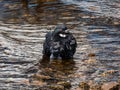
[53,24,68,37]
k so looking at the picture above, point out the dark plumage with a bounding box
[43,24,77,59]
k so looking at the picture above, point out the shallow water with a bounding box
[0,0,120,89]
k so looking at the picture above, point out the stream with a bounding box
[0,0,120,89]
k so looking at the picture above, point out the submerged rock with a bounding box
[48,85,64,90]
[32,74,51,80]
[90,84,101,90]
[101,82,119,90]
[57,81,71,88]
[79,82,90,90]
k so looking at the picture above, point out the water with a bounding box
[61,0,120,18]
[0,0,120,89]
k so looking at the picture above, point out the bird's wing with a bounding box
[63,33,77,51]
[43,32,52,55]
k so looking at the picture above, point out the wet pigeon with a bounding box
[43,24,77,59]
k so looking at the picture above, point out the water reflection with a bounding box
[40,56,75,68]
[1,0,120,24]
[33,56,76,89]
[62,0,120,18]
[0,0,79,24]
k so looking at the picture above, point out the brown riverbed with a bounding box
[0,0,120,90]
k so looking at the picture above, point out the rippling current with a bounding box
[0,0,120,89]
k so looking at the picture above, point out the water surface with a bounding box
[0,0,120,89]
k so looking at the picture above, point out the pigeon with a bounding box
[43,24,77,59]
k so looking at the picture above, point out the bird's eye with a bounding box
[59,33,66,37]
